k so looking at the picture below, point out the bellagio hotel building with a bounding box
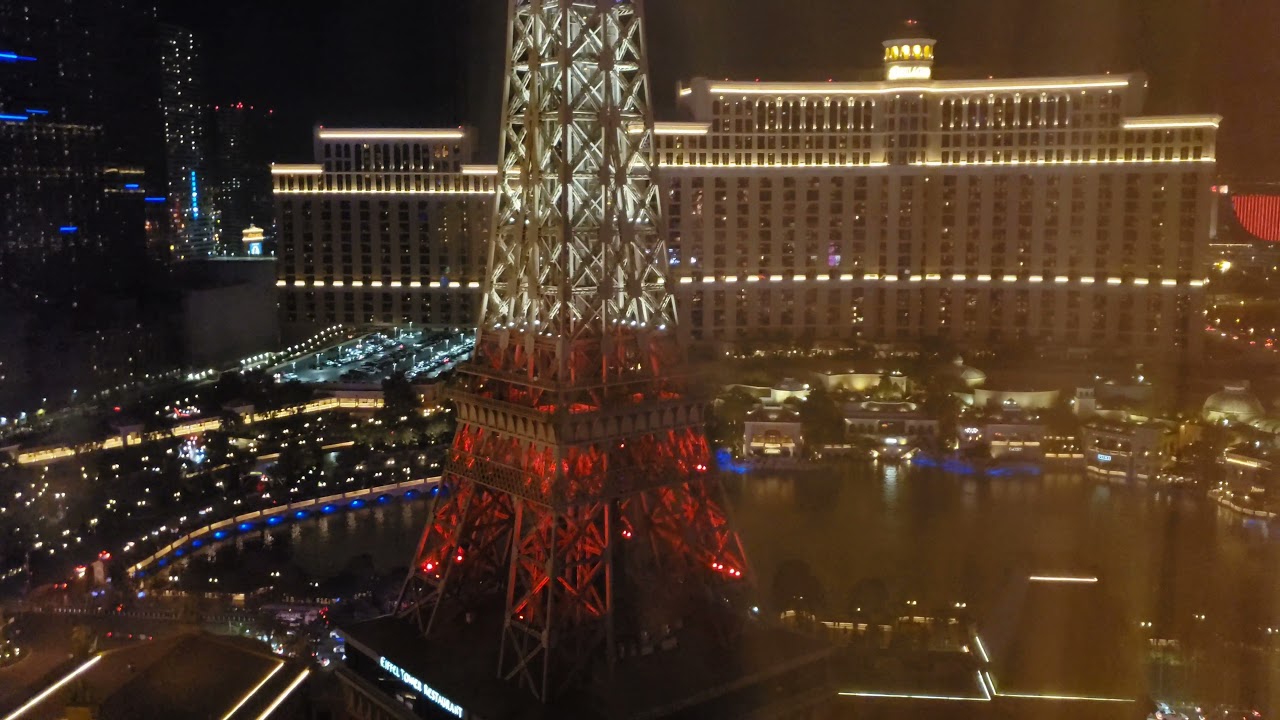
[658,31,1219,358]
[271,128,495,340]
[273,31,1218,358]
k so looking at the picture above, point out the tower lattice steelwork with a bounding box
[396,0,749,703]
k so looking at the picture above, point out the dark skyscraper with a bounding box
[211,103,274,253]
[0,0,157,300]
[0,117,147,299]
[0,0,176,414]
[0,0,165,178]
[160,23,213,259]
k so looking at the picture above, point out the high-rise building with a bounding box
[0,117,148,298]
[211,103,275,254]
[0,0,164,174]
[271,128,495,340]
[160,23,213,260]
[0,0,160,298]
[656,28,1219,360]
[278,28,1218,363]
[0,112,164,411]
[0,1,185,414]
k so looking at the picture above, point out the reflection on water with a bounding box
[731,463,1280,646]
[206,466,1280,634]
[203,463,1280,708]
[195,498,432,582]
[881,464,900,509]
[730,463,1280,711]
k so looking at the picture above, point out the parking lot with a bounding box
[272,328,474,386]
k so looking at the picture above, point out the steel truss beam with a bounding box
[400,466,749,700]
[397,0,751,704]
[486,0,674,387]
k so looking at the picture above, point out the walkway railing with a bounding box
[127,476,440,576]
[1209,487,1277,520]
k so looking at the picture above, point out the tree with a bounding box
[921,380,964,447]
[847,577,890,618]
[873,373,902,401]
[706,388,759,452]
[1043,394,1081,436]
[210,371,247,406]
[273,441,318,484]
[381,372,420,419]
[770,558,826,615]
[799,384,844,448]
[423,408,456,443]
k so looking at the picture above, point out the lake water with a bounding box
[733,463,1279,636]
[191,461,1280,711]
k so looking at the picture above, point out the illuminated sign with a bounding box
[887,64,933,81]
[1097,453,1112,462]
[190,171,199,219]
[1233,194,1280,243]
[378,656,463,718]
[247,242,263,256]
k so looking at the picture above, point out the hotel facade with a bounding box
[275,32,1219,358]
[272,128,495,340]
[657,32,1219,357]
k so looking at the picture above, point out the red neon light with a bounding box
[1233,195,1280,242]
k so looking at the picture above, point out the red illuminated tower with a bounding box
[396,0,750,703]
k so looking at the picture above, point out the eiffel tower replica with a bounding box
[339,2,832,717]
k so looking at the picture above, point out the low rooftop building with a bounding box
[972,387,1059,411]
[769,378,811,404]
[1203,382,1264,424]
[1216,443,1280,518]
[941,356,987,389]
[842,399,937,458]
[958,407,1047,460]
[744,406,803,457]
[814,369,907,395]
[1,631,309,720]
[1082,418,1177,484]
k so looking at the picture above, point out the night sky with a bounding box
[164,0,1280,179]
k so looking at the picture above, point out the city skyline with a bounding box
[164,0,1280,180]
[5,3,1280,719]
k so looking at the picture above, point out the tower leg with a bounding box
[397,473,516,635]
[499,499,613,700]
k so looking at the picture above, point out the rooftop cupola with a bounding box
[882,19,937,81]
